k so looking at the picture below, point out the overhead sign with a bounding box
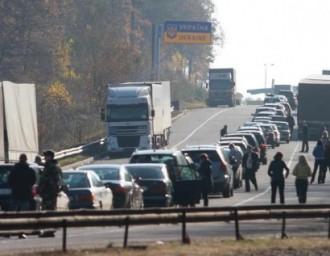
[163,21,212,44]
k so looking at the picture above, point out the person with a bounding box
[321,126,329,147]
[292,155,312,204]
[311,140,325,184]
[323,140,330,181]
[228,144,242,188]
[34,155,44,166]
[242,146,259,192]
[286,115,295,138]
[220,125,228,138]
[268,152,289,204]
[300,121,309,153]
[197,153,212,207]
[8,154,36,211]
[38,150,62,210]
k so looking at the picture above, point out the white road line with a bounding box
[234,142,300,206]
[172,109,228,149]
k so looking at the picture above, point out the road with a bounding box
[1,105,330,254]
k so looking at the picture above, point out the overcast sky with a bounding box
[212,0,330,94]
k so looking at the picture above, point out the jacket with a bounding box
[8,162,36,200]
[38,160,62,198]
[292,163,312,180]
[312,145,324,160]
[242,152,259,171]
[268,160,289,181]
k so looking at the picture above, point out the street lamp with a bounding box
[264,63,274,88]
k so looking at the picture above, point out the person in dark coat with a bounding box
[220,125,228,138]
[242,146,259,192]
[8,154,36,211]
[38,150,62,210]
[300,121,309,152]
[197,153,212,207]
[311,140,325,184]
[268,152,289,204]
[286,115,295,138]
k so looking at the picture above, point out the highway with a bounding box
[1,105,330,254]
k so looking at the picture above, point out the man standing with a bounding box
[242,146,259,192]
[228,144,242,188]
[197,153,212,207]
[220,125,228,138]
[38,150,62,210]
[286,115,295,138]
[301,121,309,153]
[8,154,36,211]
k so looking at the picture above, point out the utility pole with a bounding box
[151,24,162,80]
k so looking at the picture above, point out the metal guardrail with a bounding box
[1,204,330,252]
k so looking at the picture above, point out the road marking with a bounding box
[172,109,228,149]
[234,142,300,206]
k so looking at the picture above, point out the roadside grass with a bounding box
[14,237,330,256]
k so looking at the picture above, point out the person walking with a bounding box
[292,155,312,204]
[38,150,62,210]
[311,140,326,184]
[228,143,242,188]
[197,153,212,207]
[268,152,289,204]
[8,154,36,211]
[220,125,228,138]
[242,146,259,192]
[300,121,309,153]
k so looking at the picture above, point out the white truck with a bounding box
[103,81,171,153]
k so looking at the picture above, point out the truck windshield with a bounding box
[107,104,148,121]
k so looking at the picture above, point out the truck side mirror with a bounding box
[151,109,155,117]
[101,108,106,121]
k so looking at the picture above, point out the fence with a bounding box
[1,204,330,252]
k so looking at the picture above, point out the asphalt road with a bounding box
[1,105,329,254]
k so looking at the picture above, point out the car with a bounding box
[62,170,113,209]
[271,121,291,142]
[236,129,266,146]
[225,133,259,149]
[259,123,281,147]
[181,145,233,198]
[220,136,249,146]
[129,149,201,206]
[123,163,173,207]
[255,106,277,114]
[254,111,276,118]
[238,126,265,136]
[218,140,248,153]
[221,145,243,189]
[271,115,288,122]
[264,103,286,113]
[0,163,69,211]
[252,116,272,123]
[77,164,143,209]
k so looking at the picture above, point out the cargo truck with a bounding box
[102,81,171,153]
[207,68,236,107]
[298,75,330,139]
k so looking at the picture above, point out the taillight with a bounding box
[78,193,95,202]
[32,185,38,197]
[113,186,127,194]
[220,162,228,174]
[150,182,167,194]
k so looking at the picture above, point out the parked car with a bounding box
[218,140,248,154]
[259,123,281,147]
[271,115,288,122]
[221,145,243,189]
[271,121,291,143]
[78,164,143,209]
[181,145,233,198]
[220,136,249,146]
[225,133,259,149]
[123,163,172,207]
[252,116,272,123]
[255,106,277,114]
[129,150,201,206]
[62,170,113,209]
[254,111,276,118]
[0,163,69,211]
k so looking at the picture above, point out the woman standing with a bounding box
[311,140,325,184]
[292,155,312,204]
[268,152,289,204]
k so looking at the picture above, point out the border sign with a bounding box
[164,21,212,44]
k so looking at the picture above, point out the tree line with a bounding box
[0,0,221,150]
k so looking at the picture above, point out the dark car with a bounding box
[129,150,201,206]
[62,170,113,209]
[0,163,69,211]
[123,163,173,207]
[78,164,143,209]
[181,145,233,197]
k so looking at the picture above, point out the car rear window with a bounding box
[125,166,164,179]
[182,150,221,163]
[130,154,176,165]
[79,167,120,180]
[63,173,90,188]
[0,166,13,189]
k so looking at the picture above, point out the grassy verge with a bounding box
[14,237,330,256]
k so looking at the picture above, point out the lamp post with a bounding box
[264,63,274,88]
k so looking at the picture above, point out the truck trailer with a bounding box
[103,81,171,153]
[298,75,330,139]
[207,68,236,107]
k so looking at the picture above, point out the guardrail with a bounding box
[1,204,330,252]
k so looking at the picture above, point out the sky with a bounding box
[212,0,330,94]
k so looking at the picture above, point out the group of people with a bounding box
[8,150,62,212]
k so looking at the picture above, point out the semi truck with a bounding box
[297,75,330,139]
[102,81,171,153]
[207,68,236,107]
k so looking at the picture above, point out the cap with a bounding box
[43,150,55,158]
